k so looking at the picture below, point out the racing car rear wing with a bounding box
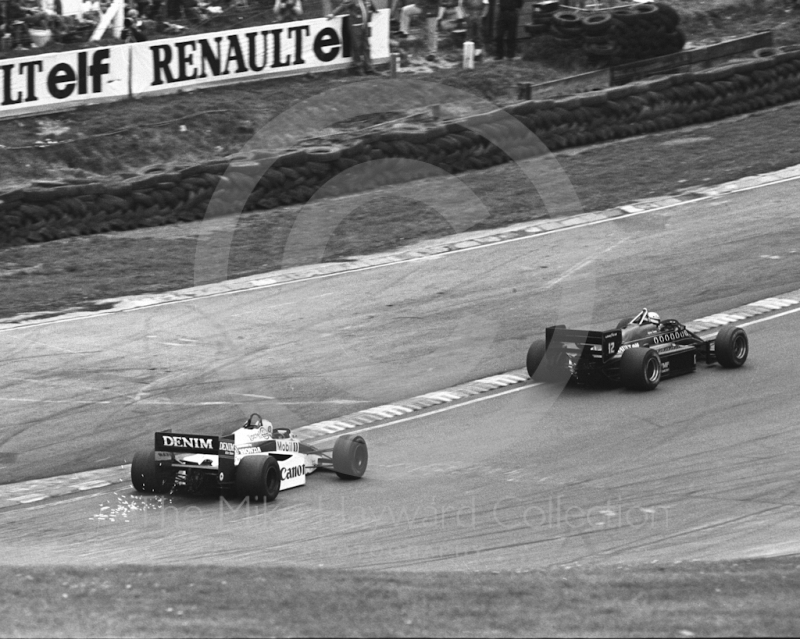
[545,326,622,361]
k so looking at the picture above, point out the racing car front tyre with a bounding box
[236,456,281,502]
[131,449,174,494]
[333,434,368,479]
[619,347,662,390]
[715,325,748,368]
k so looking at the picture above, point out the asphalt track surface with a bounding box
[0,307,798,568]
[0,172,798,568]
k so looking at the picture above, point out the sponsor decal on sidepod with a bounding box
[281,465,305,480]
[617,343,640,354]
[275,440,299,453]
[652,330,690,344]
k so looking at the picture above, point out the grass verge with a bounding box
[2,557,800,637]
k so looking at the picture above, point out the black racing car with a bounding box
[526,308,749,390]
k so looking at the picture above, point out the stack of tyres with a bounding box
[526,0,560,36]
[527,2,685,64]
[603,2,685,63]
[550,10,584,42]
[581,12,616,59]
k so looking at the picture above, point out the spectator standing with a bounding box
[328,0,377,75]
[135,0,163,19]
[397,0,440,61]
[121,8,147,40]
[493,0,521,60]
[459,0,487,58]
[2,0,32,49]
[274,0,303,22]
[389,0,406,26]
[166,0,182,19]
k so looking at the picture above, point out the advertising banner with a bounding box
[129,10,390,98]
[0,46,129,120]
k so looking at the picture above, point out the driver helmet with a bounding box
[644,311,661,325]
[245,413,262,429]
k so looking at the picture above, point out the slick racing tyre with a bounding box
[715,324,749,368]
[616,317,634,329]
[236,455,281,502]
[333,435,368,479]
[526,340,571,383]
[620,347,661,390]
[131,449,174,494]
[526,339,548,379]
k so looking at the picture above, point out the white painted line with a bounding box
[311,382,542,445]
[740,305,800,327]
[10,494,48,503]
[362,405,414,418]
[424,391,463,402]
[22,493,101,511]
[72,480,112,491]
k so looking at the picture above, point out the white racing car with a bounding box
[131,413,367,502]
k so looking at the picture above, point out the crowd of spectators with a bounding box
[0,0,526,66]
[0,0,256,52]
[390,0,524,62]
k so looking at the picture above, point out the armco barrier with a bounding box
[2,47,800,247]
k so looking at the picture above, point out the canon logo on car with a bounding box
[281,465,305,480]
[161,435,214,449]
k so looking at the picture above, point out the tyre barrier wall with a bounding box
[2,46,800,248]
[528,2,686,64]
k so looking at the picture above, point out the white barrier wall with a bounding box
[130,10,390,97]
[0,10,390,119]
[0,46,129,119]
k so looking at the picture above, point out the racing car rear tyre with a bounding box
[131,448,174,494]
[526,340,547,378]
[333,434,368,479]
[527,340,571,383]
[715,325,748,368]
[236,456,281,502]
[616,317,634,329]
[619,347,662,390]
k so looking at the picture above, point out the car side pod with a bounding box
[619,347,662,391]
[332,435,368,479]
